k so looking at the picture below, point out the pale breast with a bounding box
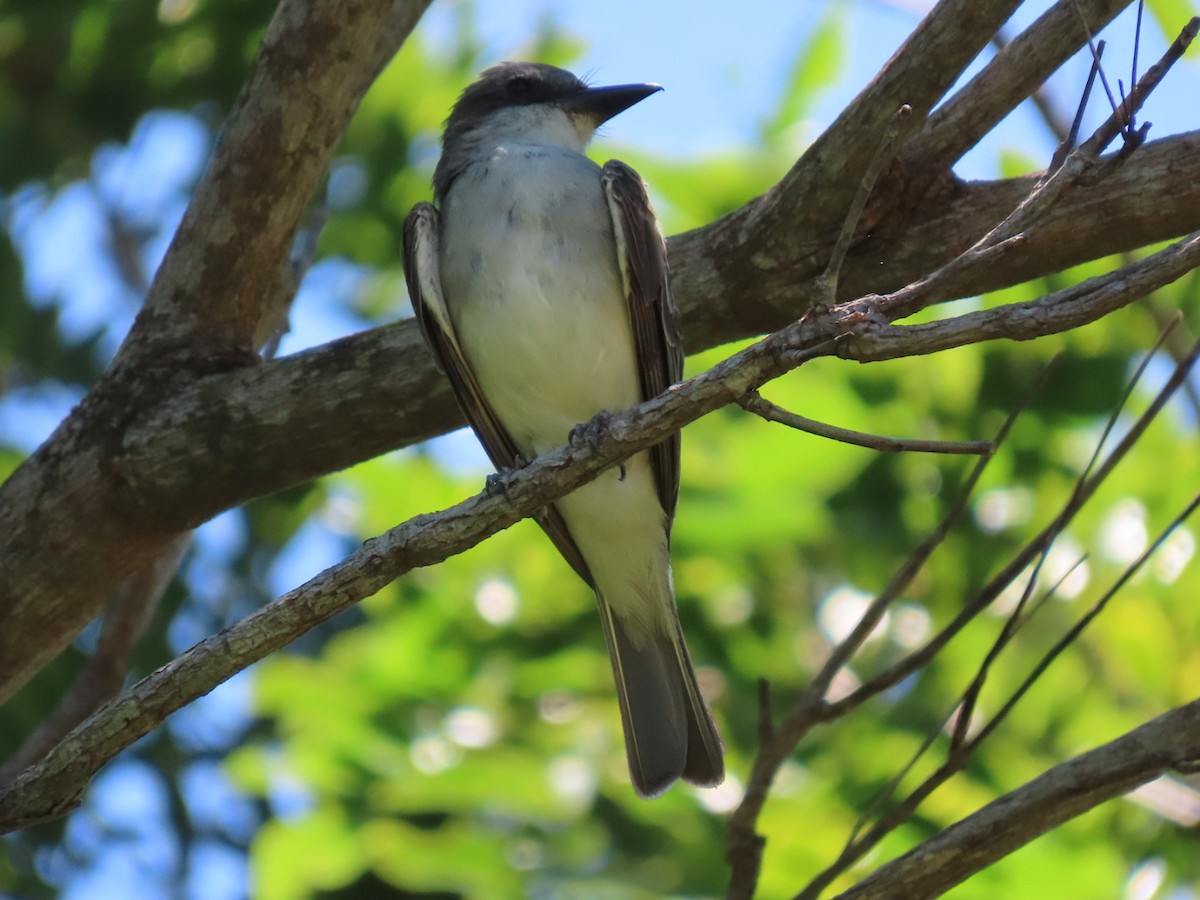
[439,145,640,456]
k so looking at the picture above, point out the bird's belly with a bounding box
[447,233,639,456]
[436,149,673,636]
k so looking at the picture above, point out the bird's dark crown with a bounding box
[446,62,588,130]
[434,62,588,200]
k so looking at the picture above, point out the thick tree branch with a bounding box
[115,0,427,365]
[2,228,1196,830]
[830,699,1200,900]
[671,0,1024,344]
[89,131,1200,532]
[909,0,1132,168]
[3,0,1199,727]
[0,0,432,704]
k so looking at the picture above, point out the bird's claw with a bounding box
[569,411,613,454]
[485,455,529,499]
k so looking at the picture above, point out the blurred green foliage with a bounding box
[2,1,1199,898]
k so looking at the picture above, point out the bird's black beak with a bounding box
[563,82,663,125]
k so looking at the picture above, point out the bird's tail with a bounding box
[596,592,725,797]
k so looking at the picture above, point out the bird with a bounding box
[403,61,723,797]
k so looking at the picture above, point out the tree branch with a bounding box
[3,0,1199,735]
[831,699,1200,900]
[3,224,1197,829]
[77,133,1200,531]
[909,0,1133,168]
[0,536,188,786]
[0,0,432,704]
[736,392,995,455]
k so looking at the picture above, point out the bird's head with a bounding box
[434,62,660,196]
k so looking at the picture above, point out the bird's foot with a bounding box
[568,411,613,454]
[569,412,626,480]
[485,454,530,499]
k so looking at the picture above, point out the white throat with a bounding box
[461,104,596,157]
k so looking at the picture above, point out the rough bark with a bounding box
[3,227,1196,831]
[831,700,1200,900]
[1,1,1197,866]
[0,0,433,704]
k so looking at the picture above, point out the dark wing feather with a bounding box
[403,202,594,584]
[601,161,685,524]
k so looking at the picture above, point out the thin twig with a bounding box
[830,490,1200,892]
[727,365,1043,899]
[0,536,189,787]
[810,357,1056,704]
[880,15,1198,322]
[1049,40,1104,172]
[834,332,1200,717]
[1071,0,1123,118]
[1130,0,1145,136]
[971,491,1200,752]
[951,553,1088,751]
[799,339,1200,891]
[738,392,994,456]
[849,555,1087,843]
[816,105,913,306]
[1144,304,1200,423]
[950,550,1047,749]
[803,474,1199,900]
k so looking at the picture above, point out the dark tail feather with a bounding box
[597,594,725,797]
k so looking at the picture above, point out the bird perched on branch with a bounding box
[403,61,723,797]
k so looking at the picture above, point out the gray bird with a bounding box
[403,61,723,797]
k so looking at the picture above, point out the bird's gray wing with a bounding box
[601,161,685,524]
[600,167,724,793]
[403,202,594,585]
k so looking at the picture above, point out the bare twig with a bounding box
[831,699,1200,900]
[1049,40,1104,171]
[1130,1,1145,129]
[1144,304,1200,422]
[816,105,912,305]
[726,364,1042,898]
[974,491,1200,753]
[787,336,1200,896]
[836,332,1200,714]
[0,536,189,787]
[1071,0,1124,120]
[738,391,994,456]
[949,554,1087,750]
[880,15,1198,323]
[802,481,1199,899]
